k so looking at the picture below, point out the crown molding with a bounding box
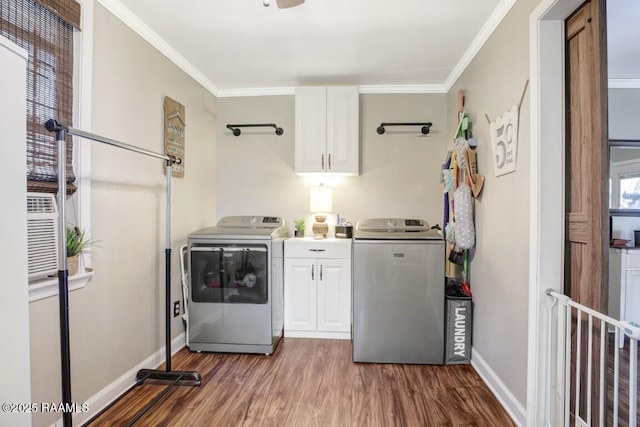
[609,79,640,89]
[217,87,296,97]
[96,0,220,97]
[444,0,519,91]
[217,84,448,97]
[358,84,446,94]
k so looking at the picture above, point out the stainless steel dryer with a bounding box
[187,216,288,354]
[352,218,445,364]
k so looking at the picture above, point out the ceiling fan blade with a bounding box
[276,0,304,8]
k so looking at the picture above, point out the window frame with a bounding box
[27,0,93,301]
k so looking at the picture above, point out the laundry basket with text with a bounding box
[445,279,473,364]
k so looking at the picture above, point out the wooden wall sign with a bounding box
[164,96,185,177]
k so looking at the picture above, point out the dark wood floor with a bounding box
[607,337,640,426]
[88,338,515,426]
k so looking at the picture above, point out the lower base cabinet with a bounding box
[284,239,352,339]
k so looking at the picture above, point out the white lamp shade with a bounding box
[309,185,333,213]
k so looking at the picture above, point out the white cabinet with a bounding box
[618,249,640,347]
[294,86,359,175]
[284,238,352,339]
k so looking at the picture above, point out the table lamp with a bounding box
[309,184,333,239]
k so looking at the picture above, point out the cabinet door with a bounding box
[326,86,359,174]
[624,270,640,323]
[317,258,351,332]
[295,87,327,173]
[284,258,317,331]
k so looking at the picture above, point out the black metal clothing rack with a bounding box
[44,119,200,427]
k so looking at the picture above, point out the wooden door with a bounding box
[565,0,609,422]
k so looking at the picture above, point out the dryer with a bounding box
[187,216,288,354]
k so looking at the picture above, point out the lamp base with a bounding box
[312,214,328,239]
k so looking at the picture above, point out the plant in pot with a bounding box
[66,226,97,276]
[293,218,306,237]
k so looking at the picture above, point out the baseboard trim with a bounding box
[52,333,186,427]
[284,331,351,340]
[471,348,527,427]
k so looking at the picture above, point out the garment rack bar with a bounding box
[45,119,182,164]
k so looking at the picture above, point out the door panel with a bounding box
[317,259,350,332]
[565,0,609,422]
[284,259,316,331]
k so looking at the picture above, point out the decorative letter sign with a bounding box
[489,105,519,177]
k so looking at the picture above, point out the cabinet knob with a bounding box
[309,248,326,252]
[320,264,323,281]
[321,154,325,170]
[328,153,331,170]
[311,264,314,280]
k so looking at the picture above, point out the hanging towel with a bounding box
[453,183,475,250]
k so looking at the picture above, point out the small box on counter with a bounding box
[335,226,353,239]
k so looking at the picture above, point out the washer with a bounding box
[187,216,288,355]
[352,218,445,364]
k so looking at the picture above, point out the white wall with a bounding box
[446,0,539,418]
[28,4,217,426]
[216,93,448,232]
[0,36,32,427]
[609,88,640,140]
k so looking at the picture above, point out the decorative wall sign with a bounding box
[489,105,519,177]
[164,96,185,177]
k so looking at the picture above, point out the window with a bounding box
[610,154,640,210]
[619,173,640,209]
[0,0,81,194]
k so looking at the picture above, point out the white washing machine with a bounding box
[352,218,445,364]
[187,216,288,354]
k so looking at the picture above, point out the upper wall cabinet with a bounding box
[295,86,359,175]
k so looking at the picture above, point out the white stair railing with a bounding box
[546,289,638,427]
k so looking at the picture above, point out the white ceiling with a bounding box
[102,0,639,96]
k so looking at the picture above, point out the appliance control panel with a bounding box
[357,218,429,232]
[218,216,284,228]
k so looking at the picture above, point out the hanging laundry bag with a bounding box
[453,183,475,250]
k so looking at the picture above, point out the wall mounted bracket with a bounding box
[226,123,284,136]
[377,122,432,135]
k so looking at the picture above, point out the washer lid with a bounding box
[354,218,442,240]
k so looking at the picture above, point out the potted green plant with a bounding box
[293,218,306,237]
[66,226,97,276]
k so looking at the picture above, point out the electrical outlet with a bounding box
[173,301,180,317]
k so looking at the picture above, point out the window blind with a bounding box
[0,0,80,194]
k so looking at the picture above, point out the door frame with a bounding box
[527,0,595,425]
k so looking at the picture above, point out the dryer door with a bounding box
[190,244,268,304]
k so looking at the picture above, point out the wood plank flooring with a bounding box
[88,339,515,426]
[607,336,640,426]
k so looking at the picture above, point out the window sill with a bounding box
[28,269,94,303]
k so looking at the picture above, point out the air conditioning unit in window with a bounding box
[27,193,59,281]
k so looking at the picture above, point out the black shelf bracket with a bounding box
[377,122,432,135]
[226,123,284,136]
